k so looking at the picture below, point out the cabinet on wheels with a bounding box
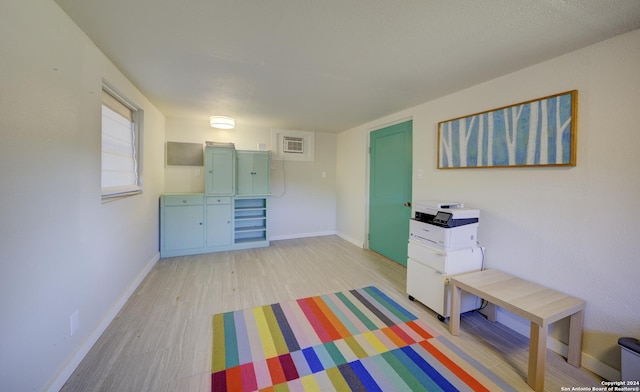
[406,241,483,320]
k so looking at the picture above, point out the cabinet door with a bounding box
[205,147,235,195]
[236,151,270,195]
[236,151,254,195]
[251,152,270,194]
[206,199,232,247]
[163,205,204,251]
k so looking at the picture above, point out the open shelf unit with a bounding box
[234,197,267,244]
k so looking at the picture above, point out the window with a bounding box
[101,86,143,199]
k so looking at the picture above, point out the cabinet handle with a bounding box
[182,200,187,203]
[199,222,203,225]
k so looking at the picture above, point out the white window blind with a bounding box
[101,89,140,198]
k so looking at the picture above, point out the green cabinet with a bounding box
[205,147,235,195]
[160,194,205,255]
[160,149,270,257]
[236,151,270,195]
[206,196,232,247]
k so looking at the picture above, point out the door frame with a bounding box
[365,116,413,251]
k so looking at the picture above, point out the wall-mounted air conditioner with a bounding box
[283,136,304,154]
[271,129,314,161]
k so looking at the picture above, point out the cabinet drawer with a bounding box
[406,258,481,318]
[408,241,484,274]
[163,194,203,206]
[206,196,231,205]
[408,242,447,271]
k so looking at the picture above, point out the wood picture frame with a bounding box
[437,90,577,169]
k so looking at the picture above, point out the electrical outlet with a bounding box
[70,310,79,336]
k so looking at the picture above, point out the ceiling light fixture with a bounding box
[209,116,235,129]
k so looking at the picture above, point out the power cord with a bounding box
[476,241,488,311]
[270,159,287,198]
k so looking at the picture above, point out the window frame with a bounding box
[101,83,144,201]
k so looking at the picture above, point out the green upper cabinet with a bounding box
[236,151,270,196]
[205,147,235,195]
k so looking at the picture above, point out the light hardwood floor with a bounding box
[61,235,601,391]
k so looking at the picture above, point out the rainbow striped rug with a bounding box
[212,286,516,391]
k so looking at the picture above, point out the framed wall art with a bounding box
[437,90,577,169]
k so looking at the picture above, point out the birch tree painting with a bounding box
[438,91,577,168]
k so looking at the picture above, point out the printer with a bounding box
[407,201,483,319]
[410,200,479,250]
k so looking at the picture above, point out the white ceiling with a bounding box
[55,0,640,133]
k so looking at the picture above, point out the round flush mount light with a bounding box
[209,116,235,129]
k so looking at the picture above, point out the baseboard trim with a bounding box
[269,231,365,249]
[46,252,160,392]
[270,231,336,241]
[335,231,364,249]
[493,308,620,381]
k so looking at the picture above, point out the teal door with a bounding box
[369,121,412,266]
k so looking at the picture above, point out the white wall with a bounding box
[165,118,337,239]
[337,29,640,378]
[0,1,165,391]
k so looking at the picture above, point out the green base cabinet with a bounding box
[206,196,232,247]
[160,194,205,256]
[160,194,269,257]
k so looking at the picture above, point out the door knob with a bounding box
[403,202,412,207]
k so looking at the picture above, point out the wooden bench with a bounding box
[449,269,585,392]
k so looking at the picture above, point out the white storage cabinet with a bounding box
[407,240,483,320]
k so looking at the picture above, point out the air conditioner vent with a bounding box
[283,136,304,153]
[271,129,314,161]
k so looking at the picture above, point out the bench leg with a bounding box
[528,322,547,392]
[567,310,584,367]
[485,302,497,322]
[449,283,461,336]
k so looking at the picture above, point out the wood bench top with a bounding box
[450,269,585,326]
